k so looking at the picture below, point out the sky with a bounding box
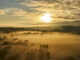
[0,0,80,27]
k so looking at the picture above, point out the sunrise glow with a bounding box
[40,13,52,23]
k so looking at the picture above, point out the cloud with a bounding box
[0,9,9,15]
[11,9,28,16]
[0,7,43,26]
[0,0,80,26]
[56,20,80,26]
[0,8,28,17]
[20,0,80,21]
[0,10,6,15]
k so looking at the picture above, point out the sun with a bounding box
[40,13,52,23]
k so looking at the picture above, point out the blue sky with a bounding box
[0,0,80,27]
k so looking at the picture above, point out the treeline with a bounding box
[0,27,26,33]
[0,26,80,34]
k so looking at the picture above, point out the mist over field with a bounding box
[0,27,80,60]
